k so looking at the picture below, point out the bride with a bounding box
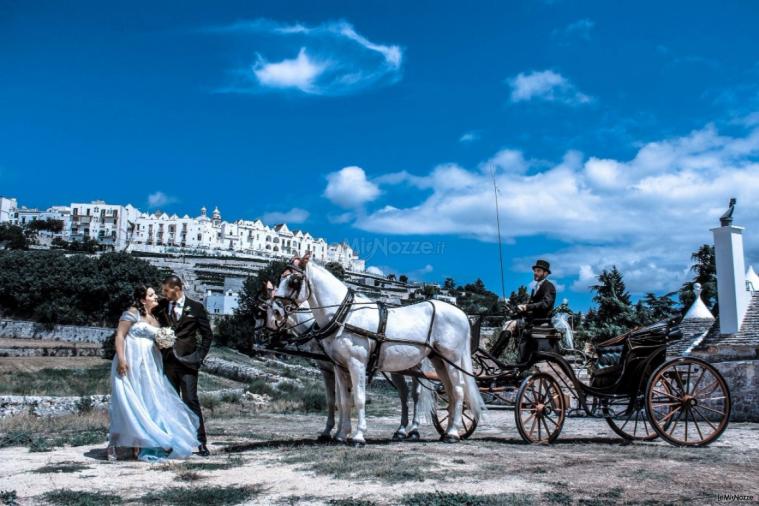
[107,285,200,461]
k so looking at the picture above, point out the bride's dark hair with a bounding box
[132,285,152,316]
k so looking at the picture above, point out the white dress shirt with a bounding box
[170,295,186,321]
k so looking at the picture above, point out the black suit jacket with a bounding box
[156,297,213,371]
[525,279,556,320]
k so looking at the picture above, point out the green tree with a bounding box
[443,277,456,291]
[0,250,163,328]
[508,285,530,305]
[585,266,637,342]
[27,219,64,233]
[0,224,29,250]
[399,274,408,284]
[325,261,346,280]
[215,260,289,354]
[678,244,717,315]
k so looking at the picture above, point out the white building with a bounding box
[2,196,365,270]
[205,277,243,316]
[70,201,140,250]
[0,197,18,224]
[128,205,364,270]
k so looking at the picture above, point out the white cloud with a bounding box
[212,19,403,95]
[508,70,592,105]
[253,48,327,93]
[459,131,480,143]
[147,191,176,208]
[323,166,381,208]
[553,19,595,42]
[261,207,310,224]
[338,121,759,294]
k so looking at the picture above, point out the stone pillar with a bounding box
[711,224,749,335]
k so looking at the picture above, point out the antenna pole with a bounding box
[491,165,507,301]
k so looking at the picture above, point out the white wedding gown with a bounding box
[109,310,199,460]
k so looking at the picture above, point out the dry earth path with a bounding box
[1,409,758,505]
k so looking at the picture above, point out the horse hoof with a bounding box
[333,437,348,445]
[391,431,406,442]
[442,434,460,444]
[351,440,366,448]
[405,430,421,442]
[316,434,332,443]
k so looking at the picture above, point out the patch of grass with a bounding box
[400,491,535,506]
[542,491,572,505]
[176,470,205,482]
[327,499,377,506]
[0,412,108,451]
[140,485,264,506]
[0,363,110,396]
[170,455,245,472]
[281,446,442,484]
[33,461,90,474]
[246,378,277,397]
[0,490,18,506]
[40,489,122,506]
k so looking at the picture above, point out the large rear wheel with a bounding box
[515,372,566,444]
[646,357,731,447]
[430,387,478,440]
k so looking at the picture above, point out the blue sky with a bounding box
[2,1,759,310]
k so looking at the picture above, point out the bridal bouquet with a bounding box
[155,327,176,349]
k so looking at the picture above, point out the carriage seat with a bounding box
[524,322,562,354]
[594,345,624,369]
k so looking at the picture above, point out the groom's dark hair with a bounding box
[163,274,183,289]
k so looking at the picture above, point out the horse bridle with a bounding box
[270,265,313,330]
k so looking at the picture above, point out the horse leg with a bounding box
[389,373,409,441]
[347,358,368,447]
[406,377,422,441]
[442,360,466,443]
[333,367,352,443]
[429,357,458,442]
[318,366,336,442]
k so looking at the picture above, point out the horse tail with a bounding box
[461,326,486,422]
[416,359,436,423]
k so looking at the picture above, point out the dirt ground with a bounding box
[1,407,758,505]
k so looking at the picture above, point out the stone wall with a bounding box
[713,360,759,422]
[0,319,112,344]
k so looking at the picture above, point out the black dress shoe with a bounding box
[198,444,210,457]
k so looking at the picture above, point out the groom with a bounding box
[158,274,213,456]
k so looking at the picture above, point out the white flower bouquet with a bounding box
[155,327,176,349]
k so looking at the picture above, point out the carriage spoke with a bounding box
[652,388,680,401]
[657,405,682,425]
[537,413,542,440]
[695,404,727,417]
[529,413,539,439]
[544,413,558,427]
[692,406,719,432]
[689,367,706,396]
[667,407,685,436]
[690,408,704,441]
[541,417,552,441]
[633,410,640,436]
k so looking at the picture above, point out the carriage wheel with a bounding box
[646,357,731,447]
[431,387,478,440]
[515,373,566,444]
[602,391,663,441]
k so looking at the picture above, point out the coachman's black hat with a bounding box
[532,259,551,274]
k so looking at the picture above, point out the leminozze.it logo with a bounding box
[716,494,755,503]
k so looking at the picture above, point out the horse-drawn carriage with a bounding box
[430,305,731,446]
[258,255,731,448]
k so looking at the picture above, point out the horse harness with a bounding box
[303,287,438,380]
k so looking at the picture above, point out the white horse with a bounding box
[284,301,431,442]
[267,254,484,445]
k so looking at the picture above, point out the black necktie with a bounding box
[169,302,176,321]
